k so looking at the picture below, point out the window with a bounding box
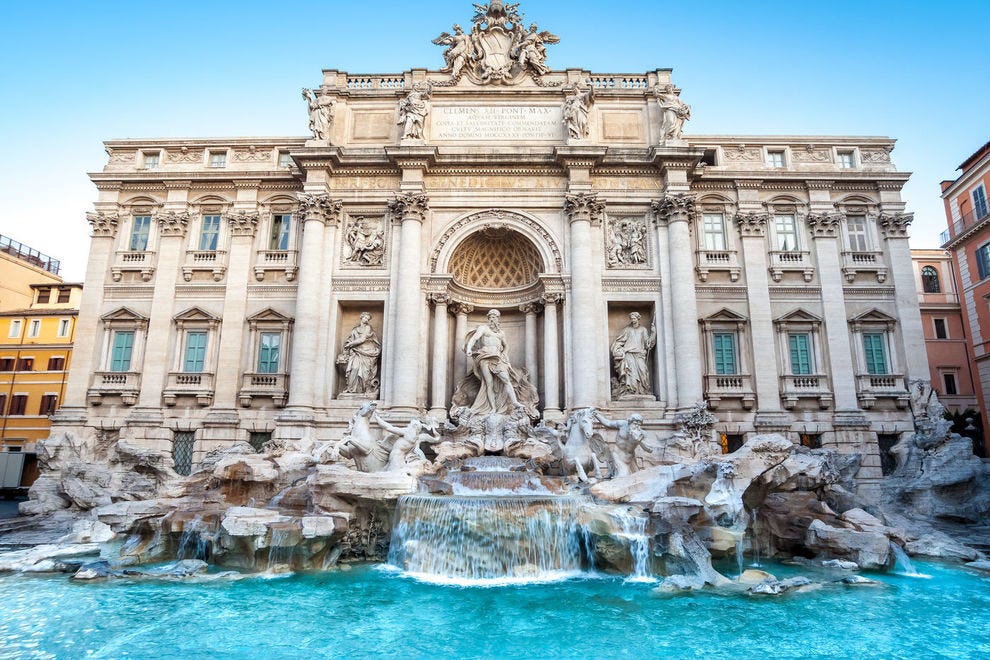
[846,215,869,252]
[47,356,65,371]
[0,358,13,371]
[38,394,58,416]
[767,150,785,167]
[933,318,948,339]
[257,332,281,373]
[199,215,221,251]
[8,320,21,338]
[774,214,799,251]
[172,432,195,476]
[249,432,272,453]
[110,331,134,372]
[8,394,27,416]
[142,152,160,170]
[862,333,888,375]
[837,151,855,169]
[943,373,958,396]
[800,433,822,449]
[130,215,152,251]
[0,395,5,415]
[57,319,71,337]
[712,332,738,375]
[57,288,71,303]
[36,287,51,304]
[973,185,989,220]
[877,434,900,476]
[208,151,227,168]
[788,333,813,375]
[978,244,990,280]
[720,433,745,454]
[921,266,941,293]
[702,213,727,251]
[16,358,33,371]
[269,214,291,250]
[278,152,293,168]
[28,319,40,338]
[183,331,208,372]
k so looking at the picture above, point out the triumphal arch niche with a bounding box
[70,0,926,493]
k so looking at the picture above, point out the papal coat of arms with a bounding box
[432,1,559,85]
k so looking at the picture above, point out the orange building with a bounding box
[940,139,990,453]
[0,283,82,489]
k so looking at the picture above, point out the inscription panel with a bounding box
[431,105,562,141]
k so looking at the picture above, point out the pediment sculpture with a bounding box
[432,1,559,85]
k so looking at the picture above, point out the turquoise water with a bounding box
[1,562,989,659]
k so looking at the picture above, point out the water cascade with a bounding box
[890,542,927,577]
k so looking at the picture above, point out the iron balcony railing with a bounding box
[0,234,60,275]
[942,207,990,246]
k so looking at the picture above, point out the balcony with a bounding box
[182,250,227,282]
[768,250,814,282]
[254,250,297,281]
[111,250,156,282]
[780,374,833,410]
[704,374,755,410]
[695,249,741,282]
[855,373,910,409]
[163,372,215,406]
[941,207,990,247]
[238,372,289,408]
[88,371,141,406]
[841,251,888,283]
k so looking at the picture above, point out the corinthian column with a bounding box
[387,193,429,412]
[520,303,541,387]
[652,194,703,407]
[541,293,562,416]
[286,193,341,410]
[429,293,450,417]
[564,193,605,409]
[452,303,474,381]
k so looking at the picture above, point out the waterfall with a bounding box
[388,495,589,584]
[890,542,927,577]
[607,507,652,581]
[177,516,214,561]
[266,527,296,573]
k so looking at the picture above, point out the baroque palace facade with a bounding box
[56,2,926,494]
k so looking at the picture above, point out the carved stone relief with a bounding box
[343,216,386,267]
[605,217,648,268]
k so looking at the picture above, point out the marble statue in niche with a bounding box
[344,216,385,266]
[606,217,648,267]
[302,88,335,141]
[655,84,691,142]
[336,313,382,395]
[611,312,657,398]
[398,82,432,141]
[562,84,594,140]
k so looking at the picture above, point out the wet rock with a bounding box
[157,559,208,578]
[837,575,882,586]
[737,569,777,584]
[654,574,706,592]
[57,519,116,544]
[220,507,285,537]
[965,560,990,573]
[650,497,703,523]
[590,463,707,504]
[301,515,349,539]
[822,559,859,570]
[19,475,71,515]
[72,560,117,580]
[94,499,177,532]
[213,455,279,483]
[0,543,101,572]
[805,519,891,569]
[904,532,981,562]
[749,576,813,595]
[310,464,418,503]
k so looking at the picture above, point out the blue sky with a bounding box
[1,0,987,280]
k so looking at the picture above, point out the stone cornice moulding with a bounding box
[564,192,606,225]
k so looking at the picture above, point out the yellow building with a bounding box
[0,283,82,461]
[0,234,63,312]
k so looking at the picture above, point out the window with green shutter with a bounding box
[713,332,737,375]
[788,333,812,375]
[863,333,888,375]
[257,332,281,373]
[183,331,208,373]
[110,331,134,372]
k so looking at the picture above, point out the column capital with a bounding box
[541,292,564,305]
[296,193,343,226]
[563,192,605,225]
[428,292,451,306]
[155,210,191,237]
[878,212,913,239]
[388,192,430,222]
[519,302,543,315]
[223,210,260,237]
[733,211,769,237]
[651,193,696,226]
[805,212,842,239]
[86,211,119,238]
[452,302,475,315]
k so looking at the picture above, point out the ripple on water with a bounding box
[0,562,988,659]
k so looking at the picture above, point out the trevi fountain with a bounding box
[2,2,990,658]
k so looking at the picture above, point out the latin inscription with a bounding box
[431,106,562,141]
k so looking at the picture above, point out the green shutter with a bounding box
[110,331,133,372]
[788,333,812,375]
[713,333,737,375]
[257,333,280,373]
[863,333,887,375]
[184,331,207,373]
